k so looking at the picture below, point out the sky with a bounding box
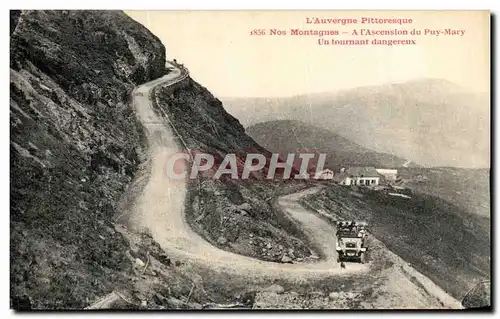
[126,10,490,98]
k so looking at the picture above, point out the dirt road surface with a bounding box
[125,63,462,309]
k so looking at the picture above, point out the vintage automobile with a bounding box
[335,221,368,263]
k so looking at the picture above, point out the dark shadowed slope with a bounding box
[246,120,413,169]
[10,10,166,309]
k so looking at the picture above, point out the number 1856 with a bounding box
[250,29,266,36]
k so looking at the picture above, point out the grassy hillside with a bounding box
[302,185,490,301]
[223,79,489,168]
[398,167,490,218]
[246,120,413,169]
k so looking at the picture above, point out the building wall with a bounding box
[343,176,379,186]
[342,177,352,185]
[376,169,398,181]
[315,169,334,180]
[357,177,379,186]
[318,172,334,180]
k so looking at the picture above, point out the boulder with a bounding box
[346,292,358,299]
[238,203,252,211]
[135,258,145,267]
[264,284,284,294]
[281,255,293,263]
[328,292,340,300]
[217,236,228,245]
[157,253,171,266]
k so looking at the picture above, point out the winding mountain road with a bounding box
[129,62,366,278]
[126,62,461,308]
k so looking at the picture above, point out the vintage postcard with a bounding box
[10,10,491,310]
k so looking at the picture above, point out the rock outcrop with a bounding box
[153,79,314,263]
[10,10,166,309]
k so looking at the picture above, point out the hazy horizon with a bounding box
[126,10,489,98]
[218,77,489,99]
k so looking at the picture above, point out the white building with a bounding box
[376,168,398,181]
[314,168,334,180]
[334,167,380,186]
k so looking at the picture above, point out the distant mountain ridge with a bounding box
[223,78,490,168]
[246,120,414,169]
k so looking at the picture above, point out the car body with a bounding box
[335,221,368,263]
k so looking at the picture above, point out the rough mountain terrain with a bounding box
[9,10,313,309]
[9,10,190,309]
[301,184,490,305]
[122,69,460,309]
[10,10,470,310]
[247,120,414,169]
[223,79,490,168]
[398,167,490,218]
[150,75,314,263]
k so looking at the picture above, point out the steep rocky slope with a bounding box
[10,10,315,309]
[247,120,414,169]
[152,79,314,263]
[10,10,172,309]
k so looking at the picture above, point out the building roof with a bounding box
[316,168,334,173]
[376,168,398,174]
[345,167,379,177]
[332,172,347,182]
[314,169,334,179]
